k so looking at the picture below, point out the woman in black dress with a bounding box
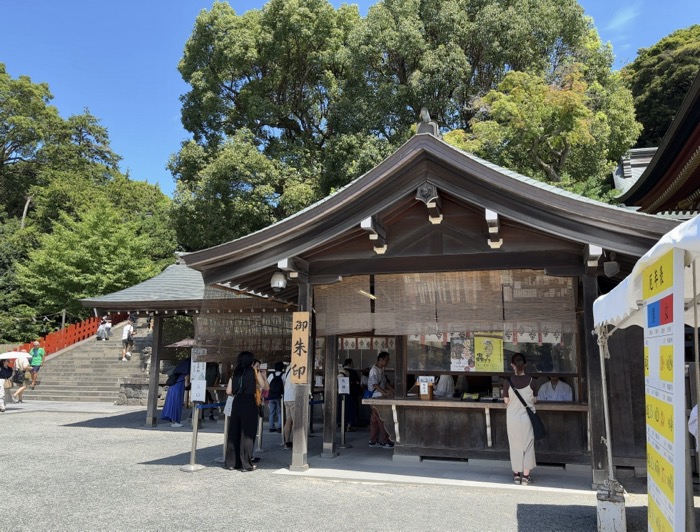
[225,351,268,471]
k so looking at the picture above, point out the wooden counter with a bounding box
[363,397,590,465]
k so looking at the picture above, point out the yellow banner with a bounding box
[648,494,673,532]
[473,335,504,372]
[643,250,674,299]
[290,312,311,385]
[647,442,675,504]
[646,394,674,443]
[659,345,673,383]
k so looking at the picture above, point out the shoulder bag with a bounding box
[507,377,546,441]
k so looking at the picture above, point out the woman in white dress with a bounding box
[503,352,538,485]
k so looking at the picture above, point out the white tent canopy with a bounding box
[593,215,700,328]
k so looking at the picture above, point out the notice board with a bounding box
[642,249,685,531]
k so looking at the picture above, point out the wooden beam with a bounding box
[310,251,583,277]
[322,335,339,458]
[145,314,163,427]
[360,216,387,252]
[584,244,603,270]
[360,216,386,248]
[309,275,343,285]
[278,257,309,279]
[415,181,442,223]
[485,208,502,249]
[291,282,312,472]
[582,268,608,488]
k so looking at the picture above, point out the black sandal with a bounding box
[513,472,521,485]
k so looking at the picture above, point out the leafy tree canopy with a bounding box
[15,198,161,320]
[0,63,177,341]
[623,25,700,147]
[174,0,640,250]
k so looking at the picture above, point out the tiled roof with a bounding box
[80,261,205,310]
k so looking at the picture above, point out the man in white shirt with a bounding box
[121,320,135,362]
[538,376,573,401]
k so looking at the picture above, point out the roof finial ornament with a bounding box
[416,107,440,137]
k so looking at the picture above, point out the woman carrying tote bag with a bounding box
[503,352,539,485]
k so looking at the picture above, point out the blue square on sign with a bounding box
[647,301,660,328]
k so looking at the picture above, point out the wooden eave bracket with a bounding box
[485,209,502,249]
[278,257,309,282]
[584,244,603,273]
[415,181,442,224]
[360,216,387,254]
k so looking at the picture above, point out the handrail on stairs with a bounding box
[14,312,129,355]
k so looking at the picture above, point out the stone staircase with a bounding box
[19,320,152,403]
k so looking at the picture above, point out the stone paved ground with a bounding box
[2,402,698,531]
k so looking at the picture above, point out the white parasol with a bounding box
[0,351,31,360]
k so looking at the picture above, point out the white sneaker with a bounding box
[121,358,127,362]
[126,352,132,359]
[171,422,183,428]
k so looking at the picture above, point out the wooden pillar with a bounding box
[291,282,312,472]
[582,270,608,487]
[145,314,163,427]
[322,335,338,458]
[394,335,406,399]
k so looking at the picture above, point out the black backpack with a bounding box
[268,372,284,400]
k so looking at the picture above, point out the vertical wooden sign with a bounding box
[290,311,311,384]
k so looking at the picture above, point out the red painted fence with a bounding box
[15,312,128,355]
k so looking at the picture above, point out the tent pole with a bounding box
[596,328,620,488]
[693,261,700,481]
[594,326,626,530]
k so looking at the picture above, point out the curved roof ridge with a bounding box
[437,138,663,218]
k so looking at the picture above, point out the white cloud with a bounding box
[605,4,642,32]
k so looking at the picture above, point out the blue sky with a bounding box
[1,0,697,197]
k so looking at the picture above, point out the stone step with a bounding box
[18,394,119,403]
[25,387,119,394]
[20,325,156,403]
[39,366,145,371]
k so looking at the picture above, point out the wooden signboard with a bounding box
[290,311,311,385]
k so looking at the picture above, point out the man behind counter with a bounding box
[538,376,573,401]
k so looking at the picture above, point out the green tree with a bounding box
[0,63,62,217]
[170,129,306,250]
[444,64,639,193]
[174,0,640,232]
[0,65,177,341]
[15,198,160,320]
[623,25,700,147]
[351,0,589,130]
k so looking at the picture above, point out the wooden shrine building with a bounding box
[180,122,679,484]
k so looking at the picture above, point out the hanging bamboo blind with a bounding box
[314,275,371,336]
[193,286,292,362]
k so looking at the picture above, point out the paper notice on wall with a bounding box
[338,376,350,395]
[473,334,504,372]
